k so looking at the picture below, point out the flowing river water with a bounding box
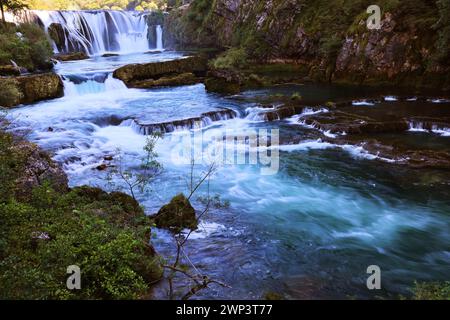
[7,45,450,299]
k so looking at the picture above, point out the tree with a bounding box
[0,0,28,27]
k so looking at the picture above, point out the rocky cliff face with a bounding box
[165,0,450,90]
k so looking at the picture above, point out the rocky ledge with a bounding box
[16,73,64,105]
[0,73,64,108]
[260,98,450,170]
[53,52,89,61]
[12,137,69,201]
[129,108,238,135]
[113,56,208,88]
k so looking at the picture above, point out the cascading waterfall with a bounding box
[30,10,162,56]
[63,74,127,97]
[156,25,163,51]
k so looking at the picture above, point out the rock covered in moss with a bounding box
[14,140,68,200]
[113,56,207,86]
[16,72,64,104]
[0,78,23,107]
[154,194,197,232]
[54,52,89,61]
[132,72,200,88]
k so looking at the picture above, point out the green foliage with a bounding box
[412,281,450,300]
[0,22,53,71]
[26,0,169,10]
[434,0,450,63]
[290,92,302,101]
[107,132,163,201]
[0,130,162,299]
[0,78,22,107]
[211,47,248,70]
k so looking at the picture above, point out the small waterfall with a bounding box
[408,120,450,136]
[126,109,239,135]
[63,74,127,97]
[32,10,152,56]
[156,25,163,51]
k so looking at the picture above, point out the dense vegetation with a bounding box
[0,125,162,299]
[0,22,53,71]
[25,0,171,10]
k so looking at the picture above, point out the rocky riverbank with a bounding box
[0,127,165,299]
[164,0,450,91]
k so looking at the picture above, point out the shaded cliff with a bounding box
[164,0,450,90]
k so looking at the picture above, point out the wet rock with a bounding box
[153,194,197,232]
[48,23,87,54]
[113,56,207,86]
[95,164,108,171]
[14,140,69,201]
[16,73,64,104]
[263,105,307,121]
[54,52,89,61]
[101,53,119,57]
[301,111,409,135]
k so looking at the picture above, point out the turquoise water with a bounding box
[8,52,450,299]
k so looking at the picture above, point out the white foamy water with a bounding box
[30,10,156,56]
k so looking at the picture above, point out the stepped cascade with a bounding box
[28,10,163,55]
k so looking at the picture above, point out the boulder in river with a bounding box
[113,56,207,87]
[153,194,197,232]
[54,52,89,61]
[16,73,64,105]
[131,72,200,89]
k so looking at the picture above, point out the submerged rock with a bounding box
[101,53,119,57]
[154,194,197,232]
[301,111,409,135]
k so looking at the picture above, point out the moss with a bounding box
[204,76,241,94]
[0,131,163,299]
[210,47,248,70]
[154,193,197,232]
[0,78,23,108]
[0,23,53,72]
[412,281,450,300]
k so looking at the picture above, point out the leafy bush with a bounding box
[0,131,162,299]
[0,23,53,71]
[412,281,450,300]
[211,48,248,70]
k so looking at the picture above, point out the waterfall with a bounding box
[63,74,127,97]
[32,10,154,56]
[156,25,163,51]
